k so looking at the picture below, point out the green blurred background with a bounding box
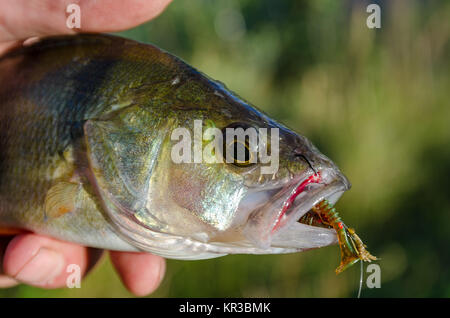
[1,0,449,297]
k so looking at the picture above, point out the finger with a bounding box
[0,236,18,288]
[3,233,103,288]
[0,40,23,56]
[0,0,172,42]
[110,251,165,297]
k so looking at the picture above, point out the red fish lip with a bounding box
[271,172,323,233]
[241,168,349,250]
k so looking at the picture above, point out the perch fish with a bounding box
[0,34,375,271]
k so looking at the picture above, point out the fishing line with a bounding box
[357,261,363,298]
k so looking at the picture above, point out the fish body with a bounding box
[0,34,350,260]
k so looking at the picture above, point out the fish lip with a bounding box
[270,171,349,238]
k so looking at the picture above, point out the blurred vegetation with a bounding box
[1,0,449,297]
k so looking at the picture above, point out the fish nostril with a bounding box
[294,153,317,174]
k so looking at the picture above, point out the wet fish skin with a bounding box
[0,34,350,259]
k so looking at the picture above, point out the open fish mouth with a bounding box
[241,168,351,251]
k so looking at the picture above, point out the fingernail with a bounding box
[158,257,166,284]
[0,275,19,288]
[14,247,65,286]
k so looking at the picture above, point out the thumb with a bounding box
[0,0,172,42]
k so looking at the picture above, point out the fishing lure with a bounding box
[309,200,377,274]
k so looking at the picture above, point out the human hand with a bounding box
[0,0,172,296]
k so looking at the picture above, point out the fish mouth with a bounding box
[273,171,347,233]
[242,168,351,250]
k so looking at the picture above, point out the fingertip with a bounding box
[80,0,174,31]
[110,251,165,296]
[3,234,90,288]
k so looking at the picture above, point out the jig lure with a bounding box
[310,200,377,274]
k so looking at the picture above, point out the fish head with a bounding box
[84,68,351,258]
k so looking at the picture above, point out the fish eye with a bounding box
[221,123,257,167]
[227,139,254,166]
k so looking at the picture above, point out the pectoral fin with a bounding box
[44,181,82,218]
